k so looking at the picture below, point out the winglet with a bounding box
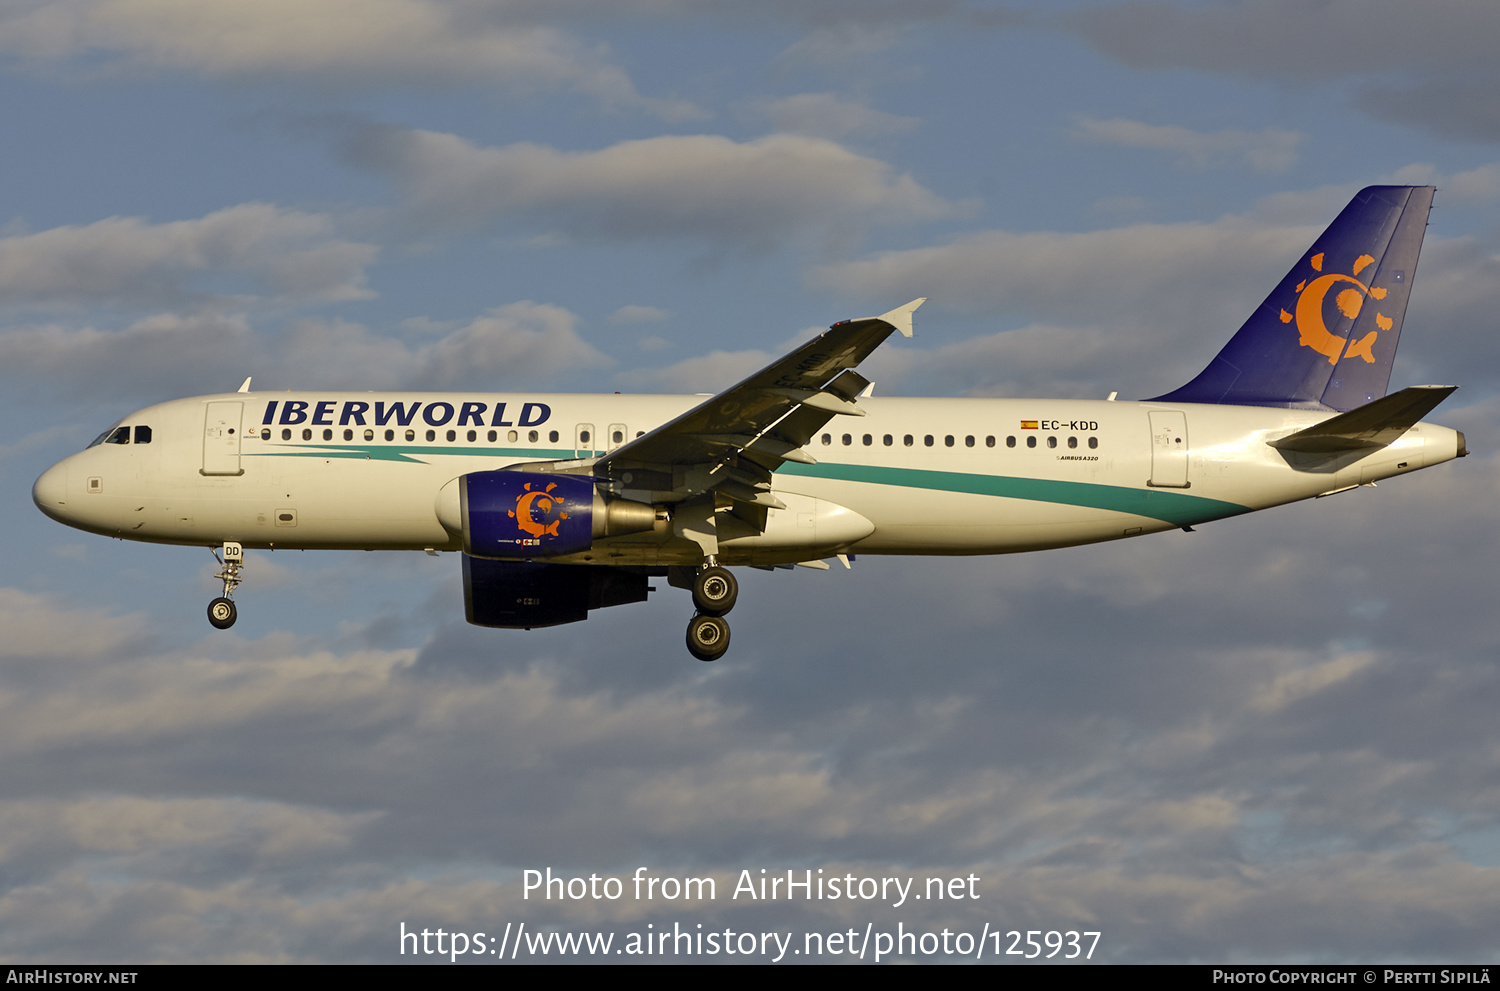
[237,376,253,393]
[876,298,926,338]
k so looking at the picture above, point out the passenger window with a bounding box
[343,428,353,441]
[405,429,415,441]
[842,434,852,446]
[944,435,954,447]
[385,429,395,441]
[364,429,374,441]
[1026,436,1036,448]
[322,428,333,441]
[548,430,559,443]
[965,435,974,448]
[612,429,623,444]
[107,426,130,445]
[260,428,270,441]
[985,436,995,448]
[862,434,872,446]
[822,434,831,445]
[282,428,292,441]
[426,429,436,442]
[1068,436,1077,448]
[924,435,934,447]
[1006,436,1016,448]
[302,428,313,441]
[466,430,476,442]
[508,430,519,442]
[528,430,539,442]
[883,434,893,446]
[134,425,153,444]
[1047,436,1057,448]
[1088,437,1098,449]
[446,430,456,442]
[487,430,496,442]
[580,430,590,444]
[904,435,914,447]
[635,431,644,438]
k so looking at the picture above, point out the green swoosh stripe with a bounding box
[777,462,1249,527]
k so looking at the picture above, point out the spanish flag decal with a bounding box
[1021,420,1038,430]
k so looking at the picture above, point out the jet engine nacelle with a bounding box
[463,557,652,628]
[436,470,657,559]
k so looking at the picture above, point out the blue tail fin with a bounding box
[1152,185,1434,411]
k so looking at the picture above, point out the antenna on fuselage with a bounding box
[237,377,252,393]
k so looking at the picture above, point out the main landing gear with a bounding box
[208,542,243,630]
[685,564,738,662]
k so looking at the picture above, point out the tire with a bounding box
[686,614,731,661]
[208,597,237,630]
[692,566,738,616]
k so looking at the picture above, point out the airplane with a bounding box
[32,185,1466,661]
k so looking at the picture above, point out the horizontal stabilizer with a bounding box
[1269,385,1456,453]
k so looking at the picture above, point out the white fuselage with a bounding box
[32,391,1463,566]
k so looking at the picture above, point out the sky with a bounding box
[2,0,1499,965]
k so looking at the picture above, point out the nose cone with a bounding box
[32,461,69,523]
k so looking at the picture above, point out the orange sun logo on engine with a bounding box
[1278,252,1394,365]
[508,481,568,538]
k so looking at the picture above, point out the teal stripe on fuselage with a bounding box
[777,462,1249,527]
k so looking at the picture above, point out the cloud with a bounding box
[1062,1,1500,141]
[1063,0,1500,80]
[1391,161,1500,205]
[340,124,957,250]
[1073,116,1301,172]
[0,302,611,400]
[750,92,919,138]
[0,0,701,119]
[0,204,377,309]
[812,213,1313,324]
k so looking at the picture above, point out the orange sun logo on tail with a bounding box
[508,481,568,538]
[1277,251,1394,364]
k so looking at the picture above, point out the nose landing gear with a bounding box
[684,563,738,661]
[208,542,243,630]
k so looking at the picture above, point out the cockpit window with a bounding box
[105,426,131,445]
[133,425,152,444]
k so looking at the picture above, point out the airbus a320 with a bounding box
[33,186,1465,660]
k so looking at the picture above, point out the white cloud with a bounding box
[344,125,957,250]
[0,204,377,308]
[0,0,701,119]
[1074,116,1301,172]
[0,589,149,660]
[0,302,611,399]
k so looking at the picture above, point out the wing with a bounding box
[594,299,925,521]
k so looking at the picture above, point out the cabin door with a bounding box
[1148,410,1189,488]
[202,401,245,476]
